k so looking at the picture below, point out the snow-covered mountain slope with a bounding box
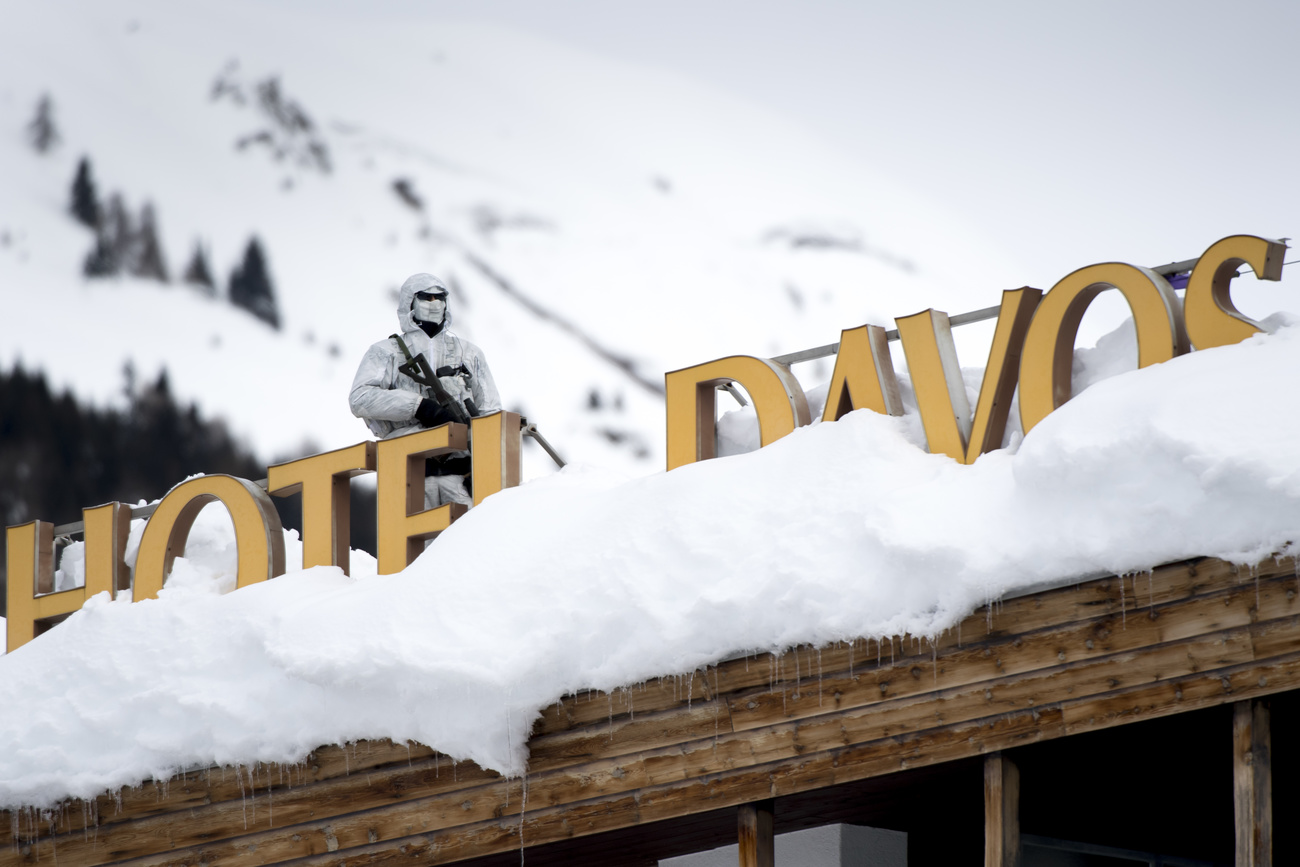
[0,1,1024,482]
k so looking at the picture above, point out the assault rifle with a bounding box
[390,334,478,425]
[389,334,568,468]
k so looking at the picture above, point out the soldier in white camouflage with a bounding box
[349,273,501,507]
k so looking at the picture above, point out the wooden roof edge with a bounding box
[1,552,1295,847]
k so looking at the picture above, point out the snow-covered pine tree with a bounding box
[130,203,169,282]
[83,194,130,277]
[228,237,280,329]
[70,157,100,228]
[182,241,216,295]
[26,94,59,153]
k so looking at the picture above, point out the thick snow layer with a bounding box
[1,319,1299,809]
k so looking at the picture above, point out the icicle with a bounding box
[518,768,529,866]
[237,764,248,831]
[1119,575,1127,628]
[248,764,258,827]
[816,648,823,707]
[504,697,513,810]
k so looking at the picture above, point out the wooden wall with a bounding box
[2,554,1297,866]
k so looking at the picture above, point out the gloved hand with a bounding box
[415,398,454,428]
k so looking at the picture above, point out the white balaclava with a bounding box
[413,290,446,325]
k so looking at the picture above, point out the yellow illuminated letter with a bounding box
[84,501,133,596]
[895,288,1041,462]
[1184,234,1286,351]
[665,356,810,470]
[268,441,376,574]
[821,324,903,422]
[1019,263,1186,434]
[134,475,286,601]
[470,411,523,507]
[375,424,469,574]
[6,502,131,652]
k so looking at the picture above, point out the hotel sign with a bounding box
[4,234,1286,652]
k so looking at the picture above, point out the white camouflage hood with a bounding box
[397,273,450,333]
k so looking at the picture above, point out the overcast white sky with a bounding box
[409,0,1298,321]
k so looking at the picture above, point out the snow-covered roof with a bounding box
[2,315,1299,809]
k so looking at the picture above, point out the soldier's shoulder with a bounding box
[450,333,488,358]
[366,333,411,354]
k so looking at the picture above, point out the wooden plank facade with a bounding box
[4,553,1299,866]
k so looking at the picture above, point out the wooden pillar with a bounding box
[985,752,1020,867]
[1234,699,1272,867]
[738,799,774,867]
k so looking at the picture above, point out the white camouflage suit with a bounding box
[349,273,501,507]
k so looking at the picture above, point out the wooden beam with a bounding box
[116,653,1300,867]
[12,613,1300,867]
[985,753,1019,867]
[1234,699,1272,867]
[5,556,1300,867]
[533,556,1292,739]
[738,799,774,867]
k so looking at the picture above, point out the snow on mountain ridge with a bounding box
[0,2,1021,478]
